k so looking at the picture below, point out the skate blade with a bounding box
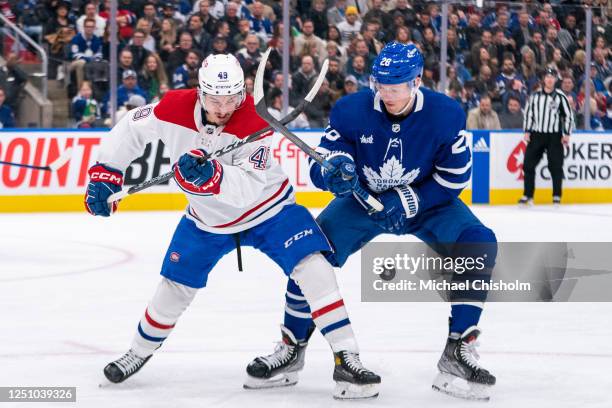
[333,382,379,400]
[432,372,491,401]
[243,372,298,389]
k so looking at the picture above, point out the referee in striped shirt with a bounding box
[520,68,574,205]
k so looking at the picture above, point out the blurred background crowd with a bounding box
[0,0,610,130]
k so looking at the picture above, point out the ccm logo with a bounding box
[90,172,122,184]
[284,229,314,248]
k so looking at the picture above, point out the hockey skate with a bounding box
[103,349,151,383]
[244,325,309,389]
[432,326,496,401]
[333,350,381,400]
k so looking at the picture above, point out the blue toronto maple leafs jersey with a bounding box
[309,88,471,213]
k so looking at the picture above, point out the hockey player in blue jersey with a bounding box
[246,42,497,400]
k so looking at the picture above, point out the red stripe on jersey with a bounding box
[145,309,175,330]
[311,299,344,319]
[212,178,290,228]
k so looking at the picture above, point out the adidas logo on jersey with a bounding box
[360,134,374,144]
[473,137,489,152]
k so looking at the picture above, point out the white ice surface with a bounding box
[1,204,611,408]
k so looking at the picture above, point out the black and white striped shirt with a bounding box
[524,89,574,135]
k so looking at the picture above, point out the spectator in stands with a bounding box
[0,53,28,111]
[194,0,218,36]
[327,0,347,27]
[210,33,230,55]
[365,0,392,29]
[249,1,272,40]
[16,0,46,45]
[337,6,361,46]
[291,55,318,105]
[245,76,255,96]
[306,0,328,39]
[267,87,310,129]
[528,31,547,68]
[134,18,156,52]
[236,34,262,79]
[139,53,168,102]
[304,78,333,128]
[467,95,501,130]
[603,97,612,130]
[127,29,151,72]
[459,80,480,113]
[295,19,326,58]
[0,87,16,128]
[160,1,185,26]
[222,1,241,40]
[497,56,522,98]
[475,64,500,104]
[499,94,524,129]
[347,54,370,90]
[188,13,211,54]
[69,17,103,94]
[233,18,251,51]
[103,69,147,116]
[593,48,612,81]
[341,74,358,97]
[326,56,345,99]
[561,76,577,100]
[100,0,136,41]
[390,0,417,28]
[470,29,495,71]
[117,49,134,82]
[172,50,201,89]
[142,2,161,40]
[362,20,383,55]
[77,2,106,37]
[43,1,75,40]
[166,31,193,80]
[72,81,100,128]
[157,17,178,62]
[511,11,533,54]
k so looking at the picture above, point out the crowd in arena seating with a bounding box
[0,0,610,130]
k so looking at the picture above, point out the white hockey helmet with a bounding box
[198,53,245,108]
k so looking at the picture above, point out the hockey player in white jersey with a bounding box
[85,54,380,399]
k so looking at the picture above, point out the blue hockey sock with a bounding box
[450,304,483,334]
[283,278,314,342]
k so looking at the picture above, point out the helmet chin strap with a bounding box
[387,86,418,116]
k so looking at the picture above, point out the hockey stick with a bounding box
[254,49,384,213]
[0,147,73,171]
[106,70,328,205]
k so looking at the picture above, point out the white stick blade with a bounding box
[254,48,271,105]
[48,147,73,171]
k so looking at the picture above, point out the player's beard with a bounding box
[207,111,234,125]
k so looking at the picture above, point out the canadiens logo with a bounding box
[133,106,152,121]
[507,141,527,180]
[362,138,420,192]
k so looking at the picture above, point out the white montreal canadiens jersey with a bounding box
[96,89,294,234]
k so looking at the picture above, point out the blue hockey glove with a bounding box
[370,185,419,233]
[322,155,358,197]
[173,149,223,195]
[85,164,124,217]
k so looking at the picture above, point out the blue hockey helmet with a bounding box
[371,42,424,85]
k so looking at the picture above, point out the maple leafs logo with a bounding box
[363,156,420,192]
